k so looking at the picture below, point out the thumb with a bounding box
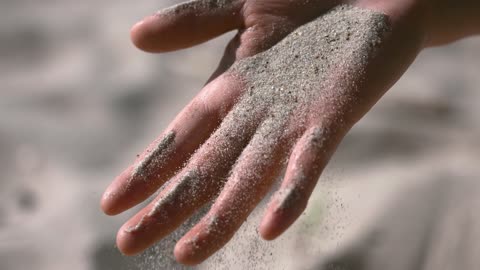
[131,0,244,53]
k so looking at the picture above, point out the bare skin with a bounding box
[101,0,480,266]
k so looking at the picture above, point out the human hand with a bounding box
[101,0,479,265]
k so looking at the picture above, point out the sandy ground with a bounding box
[0,1,479,269]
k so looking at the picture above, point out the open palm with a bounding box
[101,0,426,265]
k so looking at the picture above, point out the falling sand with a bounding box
[129,3,391,267]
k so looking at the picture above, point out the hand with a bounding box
[101,0,479,265]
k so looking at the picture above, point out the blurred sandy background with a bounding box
[0,1,479,269]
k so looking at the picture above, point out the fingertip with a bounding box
[131,19,145,32]
[130,18,142,43]
[100,170,132,215]
[130,14,193,53]
[116,226,143,256]
[174,240,203,266]
[130,16,163,53]
[100,194,116,216]
[100,183,121,216]
[260,198,308,241]
[259,211,283,241]
[130,21,144,47]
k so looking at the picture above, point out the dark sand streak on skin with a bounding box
[274,127,327,211]
[126,169,202,233]
[102,131,176,203]
[131,131,176,181]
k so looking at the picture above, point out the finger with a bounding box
[101,74,243,215]
[259,126,337,240]
[131,0,244,53]
[173,120,292,265]
[116,95,265,255]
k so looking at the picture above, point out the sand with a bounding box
[205,3,390,228]
[127,3,392,261]
[220,4,391,169]
[131,131,176,181]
